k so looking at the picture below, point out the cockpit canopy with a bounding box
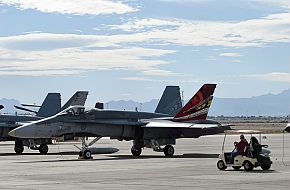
[59,106,86,116]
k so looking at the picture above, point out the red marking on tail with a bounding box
[173,84,216,121]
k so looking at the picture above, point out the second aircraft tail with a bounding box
[37,93,61,117]
[61,91,88,110]
[155,86,182,116]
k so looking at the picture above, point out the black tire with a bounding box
[14,145,24,154]
[163,145,174,156]
[232,166,241,171]
[243,161,254,171]
[217,160,227,170]
[83,150,92,159]
[39,144,48,154]
[261,164,271,170]
[131,146,142,156]
[79,151,83,157]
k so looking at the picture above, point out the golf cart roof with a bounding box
[225,129,262,134]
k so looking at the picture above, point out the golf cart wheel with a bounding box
[217,160,227,170]
[232,166,241,171]
[39,144,48,154]
[14,145,24,154]
[131,146,142,156]
[261,164,271,170]
[83,149,92,159]
[243,161,254,171]
[163,145,174,156]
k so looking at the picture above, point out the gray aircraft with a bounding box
[10,84,228,159]
[1,91,88,154]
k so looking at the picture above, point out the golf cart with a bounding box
[217,130,272,171]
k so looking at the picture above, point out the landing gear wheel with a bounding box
[261,164,271,170]
[14,145,24,154]
[217,160,227,170]
[131,146,142,156]
[39,144,48,154]
[243,161,254,171]
[14,139,24,154]
[83,149,92,159]
[232,166,241,171]
[163,145,174,156]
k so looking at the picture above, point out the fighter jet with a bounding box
[1,91,88,154]
[9,84,228,158]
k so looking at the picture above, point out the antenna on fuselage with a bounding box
[181,90,184,106]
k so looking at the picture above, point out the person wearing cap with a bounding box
[234,135,249,156]
[229,135,249,163]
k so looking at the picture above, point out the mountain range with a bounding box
[1,89,290,116]
[106,89,290,117]
[0,98,21,114]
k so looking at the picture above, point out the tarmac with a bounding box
[0,133,290,190]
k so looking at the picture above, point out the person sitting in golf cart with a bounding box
[250,136,262,157]
[230,135,249,163]
[232,135,249,158]
[234,135,249,156]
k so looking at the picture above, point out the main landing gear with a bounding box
[131,139,175,157]
[14,139,49,154]
[75,137,102,159]
[131,145,142,156]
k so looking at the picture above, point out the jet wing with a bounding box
[71,119,147,126]
[143,120,220,128]
[70,118,220,129]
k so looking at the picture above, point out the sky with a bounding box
[0,0,290,106]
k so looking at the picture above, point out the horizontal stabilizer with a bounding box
[14,105,37,114]
[21,104,41,107]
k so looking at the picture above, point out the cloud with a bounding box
[244,72,290,83]
[1,1,290,77]
[121,76,215,84]
[219,53,242,57]
[109,8,290,47]
[0,33,176,76]
[158,0,208,3]
[231,60,241,63]
[0,0,137,15]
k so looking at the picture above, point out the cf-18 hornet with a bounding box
[10,84,229,158]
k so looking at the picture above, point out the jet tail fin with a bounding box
[61,91,88,110]
[37,93,61,117]
[155,86,182,116]
[173,84,216,121]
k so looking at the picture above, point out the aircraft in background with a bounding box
[9,84,229,159]
[1,91,88,154]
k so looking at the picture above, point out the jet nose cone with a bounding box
[8,124,38,138]
[8,129,16,137]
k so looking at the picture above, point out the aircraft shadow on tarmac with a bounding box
[12,153,219,164]
[0,151,78,156]
[223,169,277,173]
[108,153,219,159]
